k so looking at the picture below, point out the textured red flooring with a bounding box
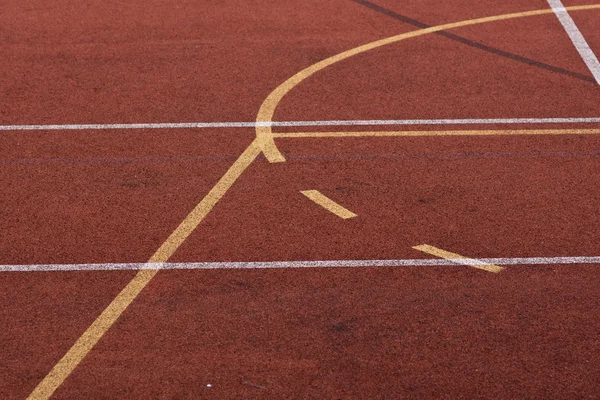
[0,129,253,264]
[0,271,137,399]
[0,0,402,125]
[274,17,600,122]
[1,0,600,398]
[53,266,600,399]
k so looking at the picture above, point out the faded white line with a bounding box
[547,0,600,84]
[3,256,600,272]
[1,117,600,131]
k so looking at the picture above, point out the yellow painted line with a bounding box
[27,140,263,400]
[254,4,600,162]
[273,128,600,138]
[147,141,261,262]
[413,244,505,273]
[301,190,357,219]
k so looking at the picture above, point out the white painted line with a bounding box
[547,0,600,84]
[1,117,600,132]
[2,256,600,272]
[0,122,260,131]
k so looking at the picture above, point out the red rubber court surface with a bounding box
[1,0,600,399]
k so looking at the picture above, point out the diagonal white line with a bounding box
[2,256,600,272]
[547,0,600,84]
[1,117,600,132]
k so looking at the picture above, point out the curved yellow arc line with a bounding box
[255,4,600,163]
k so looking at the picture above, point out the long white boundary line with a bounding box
[3,256,600,272]
[1,117,600,131]
[547,0,600,84]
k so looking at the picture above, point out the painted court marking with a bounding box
[27,140,262,400]
[4,256,600,272]
[413,245,505,273]
[1,117,600,131]
[301,190,358,219]
[28,4,600,399]
[273,128,600,138]
[254,4,600,163]
[547,0,600,84]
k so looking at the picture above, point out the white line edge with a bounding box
[1,117,600,131]
[3,256,600,272]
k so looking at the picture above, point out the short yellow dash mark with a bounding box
[301,190,357,219]
[413,244,504,273]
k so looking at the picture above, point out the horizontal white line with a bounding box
[3,256,600,272]
[1,117,600,131]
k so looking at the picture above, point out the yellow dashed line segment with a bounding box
[413,244,505,273]
[301,190,358,219]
